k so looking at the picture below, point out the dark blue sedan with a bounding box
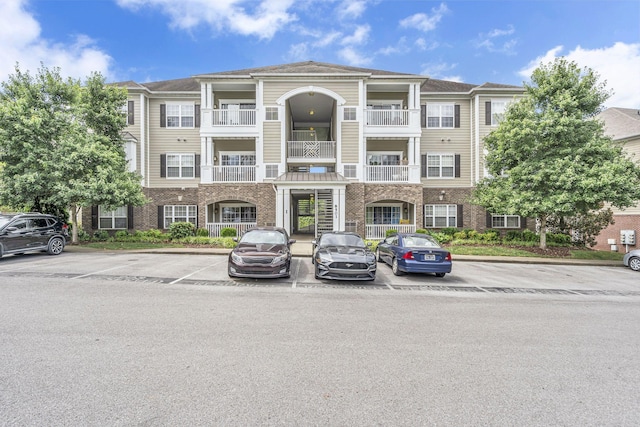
[376,233,452,277]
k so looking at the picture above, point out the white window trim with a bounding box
[424,204,457,228]
[220,203,257,223]
[491,99,511,126]
[165,102,195,129]
[98,205,127,230]
[265,106,279,121]
[342,106,358,121]
[219,99,256,108]
[166,153,195,179]
[219,151,256,166]
[426,102,455,129]
[366,100,403,109]
[492,214,521,228]
[366,203,403,225]
[426,153,456,179]
[164,205,197,228]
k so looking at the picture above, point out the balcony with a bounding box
[212,165,256,182]
[201,108,258,137]
[287,140,336,161]
[365,165,420,183]
[364,108,421,137]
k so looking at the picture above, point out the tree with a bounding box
[0,64,146,243]
[472,58,640,249]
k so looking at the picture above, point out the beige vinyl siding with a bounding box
[263,122,282,163]
[262,81,360,105]
[214,140,256,158]
[366,140,406,157]
[147,98,201,188]
[421,98,472,187]
[366,92,408,106]
[341,122,360,163]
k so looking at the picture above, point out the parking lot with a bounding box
[1,249,638,298]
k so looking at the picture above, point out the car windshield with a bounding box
[402,235,440,248]
[320,234,365,248]
[0,217,13,228]
[240,230,287,245]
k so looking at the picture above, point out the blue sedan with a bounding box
[376,233,452,277]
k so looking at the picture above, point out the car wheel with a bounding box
[314,265,320,280]
[392,258,404,276]
[629,256,640,272]
[47,237,64,255]
[435,272,446,278]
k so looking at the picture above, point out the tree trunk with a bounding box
[71,204,79,244]
[539,215,547,250]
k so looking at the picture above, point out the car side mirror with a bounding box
[289,239,296,244]
[232,237,238,242]
[311,239,317,245]
[6,226,18,232]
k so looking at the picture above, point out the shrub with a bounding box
[196,228,210,237]
[453,230,468,240]
[441,228,458,236]
[415,229,428,234]
[169,222,196,239]
[143,229,165,239]
[430,232,452,244]
[547,232,572,245]
[504,230,524,241]
[479,231,499,242]
[385,229,397,237]
[93,230,110,241]
[522,229,539,242]
[77,229,91,242]
[220,227,237,237]
[114,230,131,241]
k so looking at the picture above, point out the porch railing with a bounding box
[365,224,416,240]
[365,109,409,126]
[212,109,256,126]
[365,165,410,182]
[212,165,256,182]
[206,222,257,237]
[287,141,336,159]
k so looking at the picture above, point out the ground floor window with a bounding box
[221,205,256,223]
[99,206,127,229]
[164,205,197,228]
[366,205,401,225]
[424,204,457,228]
[492,214,520,228]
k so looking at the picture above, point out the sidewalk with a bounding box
[65,243,624,267]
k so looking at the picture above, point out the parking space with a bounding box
[1,250,639,297]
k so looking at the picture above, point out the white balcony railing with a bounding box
[212,165,256,182]
[206,222,257,237]
[365,165,411,182]
[365,109,409,126]
[365,224,416,240]
[212,109,256,126]
[287,141,336,159]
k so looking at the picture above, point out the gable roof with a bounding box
[598,107,640,140]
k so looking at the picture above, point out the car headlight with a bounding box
[271,254,288,265]
[230,252,244,265]
[315,252,332,265]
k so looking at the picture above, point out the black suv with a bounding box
[0,213,69,258]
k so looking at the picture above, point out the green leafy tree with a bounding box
[472,58,640,249]
[0,64,146,243]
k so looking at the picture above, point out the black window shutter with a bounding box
[454,104,460,128]
[486,211,493,228]
[485,101,491,125]
[158,206,164,229]
[160,104,166,127]
[420,105,426,128]
[455,154,461,178]
[195,104,200,128]
[128,101,134,125]
[160,154,166,178]
[421,154,427,177]
[521,217,527,228]
[457,205,463,228]
[195,154,201,178]
[91,205,98,229]
[127,205,134,229]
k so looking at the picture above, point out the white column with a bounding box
[283,188,291,233]
[334,188,346,231]
[200,137,213,183]
[139,94,146,186]
[276,187,284,228]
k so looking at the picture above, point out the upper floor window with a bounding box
[427,154,455,178]
[265,107,279,121]
[166,104,194,128]
[491,99,510,126]
[427,103,454,128]
[167,153,195,178]
[343,107,357,121]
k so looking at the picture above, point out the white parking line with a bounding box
[292,258,302,288]
[169,259,227,284]
[72,263,135,279]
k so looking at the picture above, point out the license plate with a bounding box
[423,254,436,261]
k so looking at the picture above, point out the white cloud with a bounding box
[337,0,368,20]
[474,24,517,55]
[0,0,114,82]
[399,3,449,32]
[415,38,439,51]
[519,42,640,109]
[420,62,462,82]
[116,0,297,40]
[338,47,372,67]
[341,25,370,46]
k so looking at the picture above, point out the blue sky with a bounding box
[1,0,639,107]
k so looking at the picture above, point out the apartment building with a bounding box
[83,61,527,239]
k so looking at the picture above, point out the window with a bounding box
[427,103,454,128]
[265,107,279,121]
[166,104,194,128]
[166,154,195,178]
[221,153,256,166]
[343,164,357,178]
[164,205,197,228]
[491,100,510,126]
[366,205,401,225]
[343,107,357,121]
[222,205,256,223]
[124,139,136,173]
[492,214,520,228]
[99,206,127,229]
[367,153,401,165]
[425,205,457,228]
[427,154,455,178]
[265,164,279,179]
